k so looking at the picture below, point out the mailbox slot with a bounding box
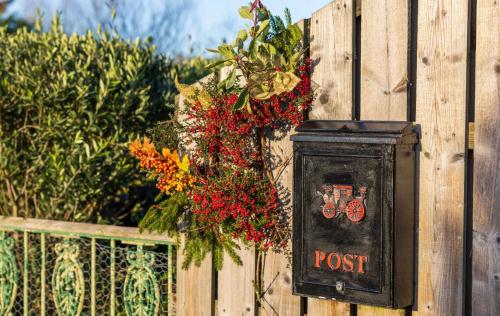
[291,120,417,308]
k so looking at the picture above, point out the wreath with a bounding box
[130,1,314,291]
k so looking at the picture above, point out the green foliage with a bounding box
[139,191,243,270]
[204,5,304,111]
[0,16,209,223]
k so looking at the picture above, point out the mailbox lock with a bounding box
[335,281,345,293]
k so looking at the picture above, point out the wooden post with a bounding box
[413,0,469,315]
[472,0,499,315]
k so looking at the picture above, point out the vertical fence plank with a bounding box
[413,0,468,315]
[91,238,96,316]
[358,1,409,315]
[176,75,215,316]
[40,233,46,316]
[217,246,255,315]
[217,67,256,316]
[167,244,174,316]
[176,236,214,316]
[260,19,311,316]
[261,119,299,316]
[472,0,500,315]
[307,2,353,315]
[110,239,116,316]
[309,0,354,120]
[23,230,28,316]
[360,0,408,120]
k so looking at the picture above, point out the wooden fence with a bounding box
[176,0,499,315]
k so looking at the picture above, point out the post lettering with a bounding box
[342,254,354,272]
[314,250,326,268]
[358,255,368,273]
[313,250,369,274]
[327,252,341,270]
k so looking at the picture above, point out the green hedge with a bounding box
[0,17,210,223]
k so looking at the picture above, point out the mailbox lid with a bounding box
[291,120,417,144]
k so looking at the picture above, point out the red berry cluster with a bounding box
[250,60,312,128]
[190,170,279,248]
[182,59,313,250]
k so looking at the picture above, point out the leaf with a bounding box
[174,76,196,99]
[218,44,236,60]
[206,59,229,69]
[245,102,253,114]
[178,155,190,172]
[238,6,253,20]
[273,71,301,95]
[231,38,244,50]
[206,48,220,53]
[198,88,213,109]
[233,89,249,111]
[217,78,227,90]
[162,148,172,159]
[84,143,91,158]
[255,19,270,37]
[225,69,237,90]
[249,84,272,100]
[237,29,248,41]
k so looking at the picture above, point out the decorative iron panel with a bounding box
[0,218,175,316]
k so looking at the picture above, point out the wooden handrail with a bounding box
[0,216,174,245]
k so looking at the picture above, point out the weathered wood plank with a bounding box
[260,121,299,316]
[357,308,405,316]
[413,0,468,315]
[309,0,354,120]
[308,300,351,316]
[0,216,174,244]
[217,243,256,316]
[358,1,409,315]
[177,236,214,316]
[217,66,256,316]
[260,19,308,316]
[176,77,215,316]
[472,0,500,315]
[308,3,353,314]
[360,0,408,120]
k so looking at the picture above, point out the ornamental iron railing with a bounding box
[0,216,175,316]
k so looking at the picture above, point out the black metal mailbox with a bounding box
[291,120,417,308]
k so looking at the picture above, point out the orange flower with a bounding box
[130,138,196,195]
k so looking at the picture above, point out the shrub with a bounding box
[0,16,210,223]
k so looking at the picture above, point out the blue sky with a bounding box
[192,1,331,49]
[7,0,332,55]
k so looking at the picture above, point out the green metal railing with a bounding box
[0,216,176,316]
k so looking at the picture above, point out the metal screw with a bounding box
[335,281,345,293]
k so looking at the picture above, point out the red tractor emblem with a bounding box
[318,184,367,223]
